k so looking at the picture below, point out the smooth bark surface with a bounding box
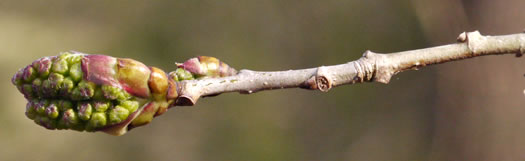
[174,31,525,106]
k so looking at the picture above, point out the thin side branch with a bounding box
[174,31,525,106]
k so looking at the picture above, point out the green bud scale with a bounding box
[12,51,237,135]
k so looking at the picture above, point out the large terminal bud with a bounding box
[12,52,237,135]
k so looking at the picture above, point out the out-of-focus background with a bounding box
[1,0,525,160]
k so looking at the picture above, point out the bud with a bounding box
[77,102,93,121]
[65,52,82,64]
[81,54,119,87]
[23,65,37,83]
[69,62,83,82]
[48,73,64,90]
[36,116,57,130]
[174,68,194,80]
[59,108,81,130]
[51,56,69,74]
[117,58,151,98]
[57,100,73,111]
[71,80,95,100]
[35,100,48,115]
[130,102,158,127]
[148,67,168,96]
[21,84,34,99]
[178,56,237,78]
[120,100,139,113]
[41,79,55,98]
[59,78,74,97]
[12,69,24,87]
[93,101,110,112]
[166,73,179,100]
[108,106,130,125]
[101,85,130,101]
[25,101,37,119]
[32,57,52,78]
[86,112,107,131]
[13,52,237,135]
[32,78,43,98]
[45,102,59,119]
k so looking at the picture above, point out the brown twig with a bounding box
[174,31,525,106]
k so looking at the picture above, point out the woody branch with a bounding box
[174,31,525,106]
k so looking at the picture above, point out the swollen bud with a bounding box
[93,101,110,112]
[60,78,74,97]
[25,101,37,119]
[45,102,59,119]
[178,56,237,78]
[59,108,81,130]
[101,85,130,101]
[51,56,69,74]
[173,68,194,81]
[32,57,52,78]
[108,106,130,125]
[12,69,24,87]
[23,65,37,83]
[13,52,237,136]
[69,63,83,82]
[86,112,107,131]
[77,102,93,121]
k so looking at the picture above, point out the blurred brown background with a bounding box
[1,0,525,160]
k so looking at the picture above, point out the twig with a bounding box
[174,31,525,106]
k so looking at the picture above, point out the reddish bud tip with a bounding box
[82,55,120,88]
